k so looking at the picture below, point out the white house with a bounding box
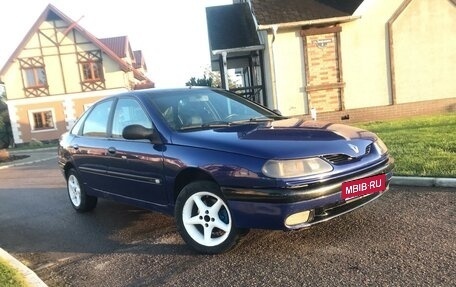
[206,0,456,122]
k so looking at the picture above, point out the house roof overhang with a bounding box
[211,45,264,56]
[257,15,361,31]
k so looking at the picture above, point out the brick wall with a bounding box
[309,88,341,112]
[300,97,456,124]
[303,29,343,113]
[307,34,339,85]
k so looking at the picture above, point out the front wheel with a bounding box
[175,181,240,254]
[66,169,97,212]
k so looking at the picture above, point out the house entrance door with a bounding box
[301,26,345,113]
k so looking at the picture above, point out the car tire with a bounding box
[66,169,97,212]
[175,181,240,254]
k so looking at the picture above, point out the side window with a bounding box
[70,109,89,135]
[81,100,113,137]
[112,98,152,138]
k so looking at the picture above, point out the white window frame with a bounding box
[28,108,57,132]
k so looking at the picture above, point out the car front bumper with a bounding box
[221,157,394,230]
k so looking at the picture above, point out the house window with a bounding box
[81,62,102,82]
[29,109,56,131]
[18,57,49,97]
[77,50,105,91]
[23,67,47,88]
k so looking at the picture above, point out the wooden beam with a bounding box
[301,26,341,36]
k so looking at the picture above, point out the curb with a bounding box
[8,147,57,154]
[0,147,57,169]
[0,156,57,170]
[391,176,456,188]
[0,248,48,287]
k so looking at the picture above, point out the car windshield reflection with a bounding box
[148,89,279,131]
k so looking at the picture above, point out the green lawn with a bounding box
[355,113,456,177]
[0,259,28,287]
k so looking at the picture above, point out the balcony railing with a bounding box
[230,85,264,105]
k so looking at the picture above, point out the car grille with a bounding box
[322,154,354,164]
[322,144,373,165]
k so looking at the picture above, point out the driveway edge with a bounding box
[391,176,456,188]
[0,248,48,287]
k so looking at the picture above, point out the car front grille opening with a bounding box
[322,154,354,164]
[365,144,372,155]
[323,144,373,165]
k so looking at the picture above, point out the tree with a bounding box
[0,99,12,148]
[186,67,240,89]
[0,100,7,130]
[185,75,213,87]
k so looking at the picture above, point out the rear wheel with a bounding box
[175,181,240,254]
[67,169,97,212]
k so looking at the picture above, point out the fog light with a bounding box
[285,210,312,227]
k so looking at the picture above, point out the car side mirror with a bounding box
[122,124,161,143]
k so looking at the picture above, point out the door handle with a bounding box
[107,147,116,154]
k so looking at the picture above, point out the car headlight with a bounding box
[262,158,333,179]
[374,138,388,155]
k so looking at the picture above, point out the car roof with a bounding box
[107,86,220,100]
[133,86,214,95]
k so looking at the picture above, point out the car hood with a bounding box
[170,118,378,159]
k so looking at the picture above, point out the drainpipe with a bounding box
[216,51,229,91]
[270,25,279,109]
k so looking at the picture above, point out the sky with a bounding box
[0,0,232,87]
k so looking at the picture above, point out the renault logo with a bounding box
[348,144,359,154]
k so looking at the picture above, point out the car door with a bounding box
[105,97,167,205]
[70,99,114,193]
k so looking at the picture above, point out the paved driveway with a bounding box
[0,158,455,286]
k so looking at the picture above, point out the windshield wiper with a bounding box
[247,117,275,122]
[178,121,233,131]
[180,118,279,131]
[201,121,231,128]
[227,117,275,125]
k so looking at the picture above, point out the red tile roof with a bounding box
[99,36,129,58]
[133,50,147,71]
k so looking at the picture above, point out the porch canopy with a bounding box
[206,3,264,101]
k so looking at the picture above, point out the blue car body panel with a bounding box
[58,87,394,230]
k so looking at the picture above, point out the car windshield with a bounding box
[148,89,282,131]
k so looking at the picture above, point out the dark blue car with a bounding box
[58,87,394,254]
